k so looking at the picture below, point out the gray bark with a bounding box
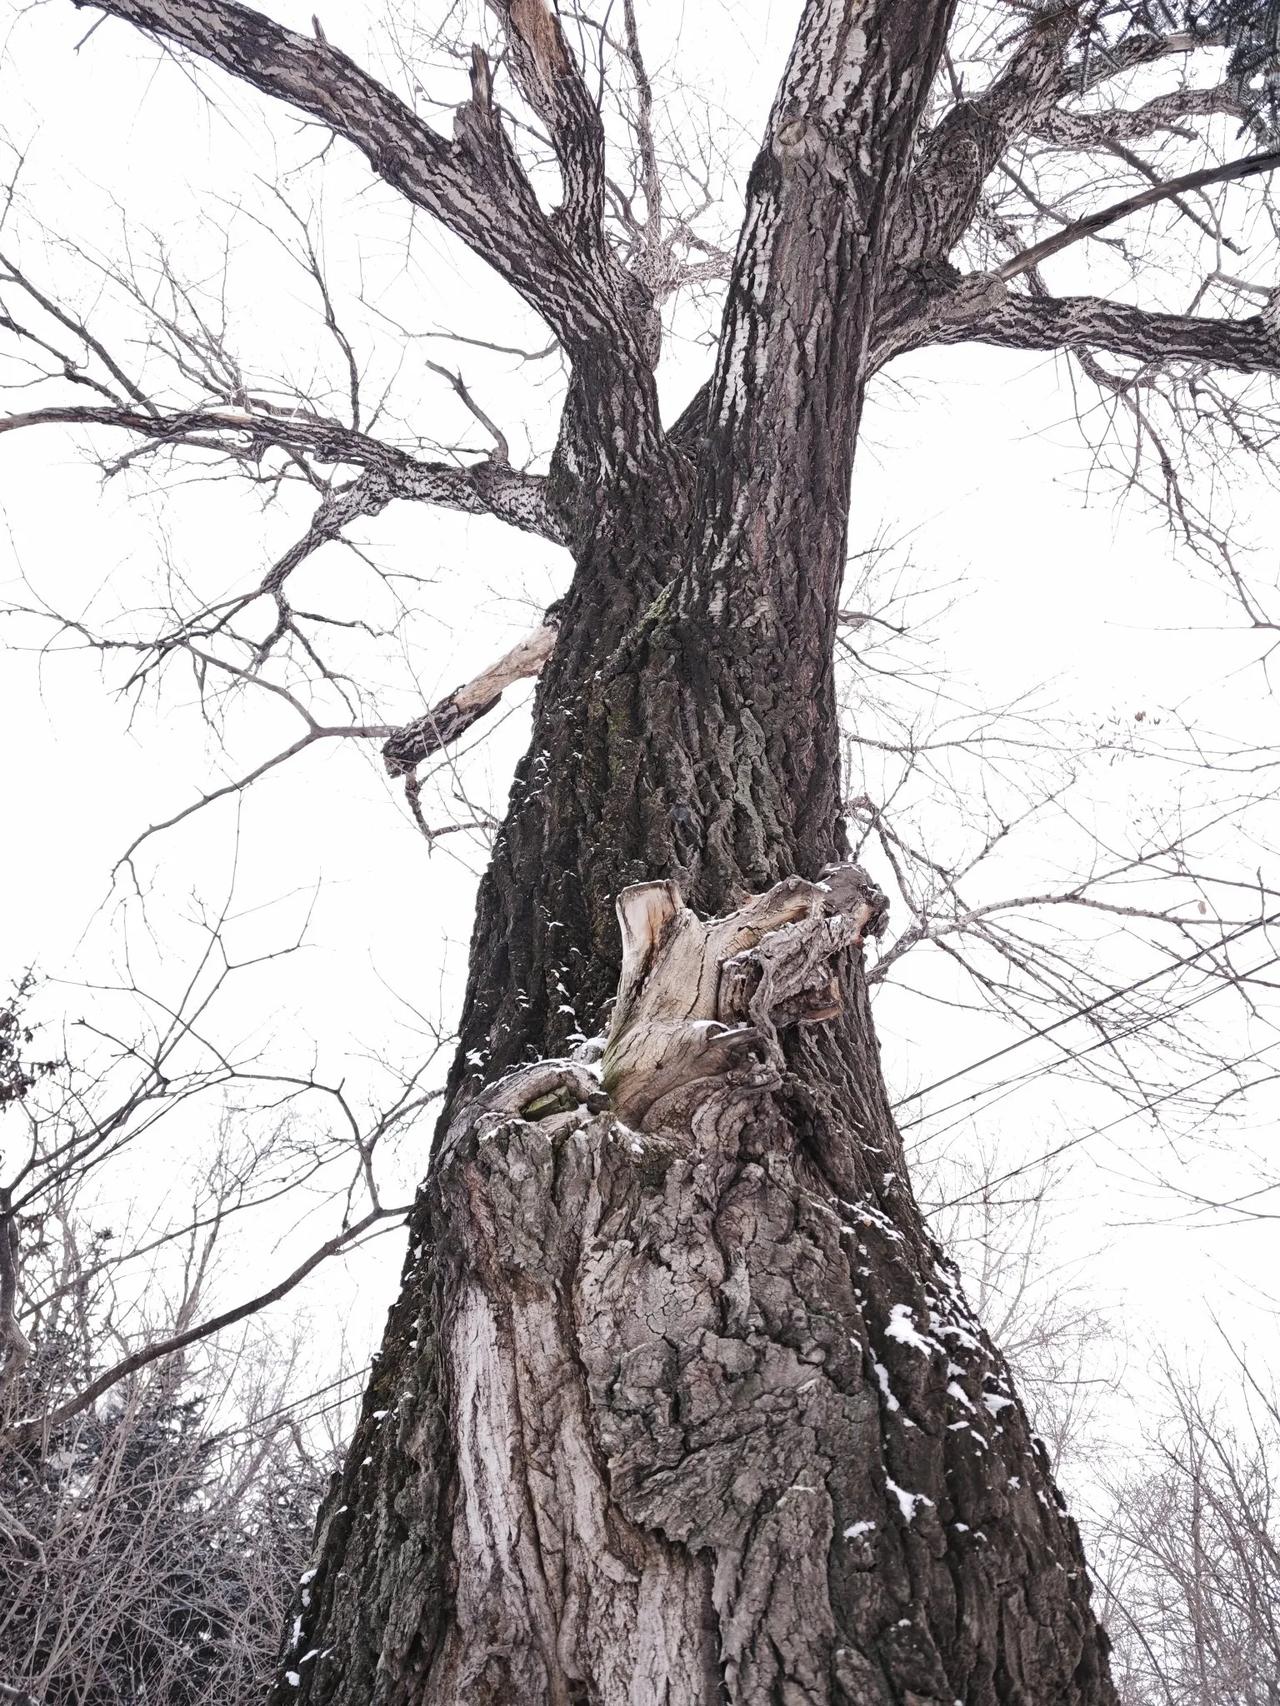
[257,3,1115,1700]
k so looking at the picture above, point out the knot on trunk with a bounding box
[906,259,1007,328]
[439,1057,609,1168]
[600,864,887,1130]
[439,866,887,1157]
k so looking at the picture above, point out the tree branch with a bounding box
[490,0,606,255]
[620,0,663,290]
[73,0,671,490]
[904,21,1230,265]
[996,148,1280,280]
[5,1201,408,1447]
[0,402,561,538]
[904,5,1081,261]
[381,611,559,780]
[942,291,1280,374]
[1033,80,1246,149]
[72,0,631,371]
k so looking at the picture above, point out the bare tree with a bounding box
[0,914,441,1446]
[6,0,1280,1700]
[1090,1351,1280,1706]
[0,1244,344,1706]
[0,977,358,1706]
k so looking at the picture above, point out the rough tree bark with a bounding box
[256,4,1115,1702]
[55,0,1271,1696]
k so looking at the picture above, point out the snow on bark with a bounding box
[276,872,1114,1706]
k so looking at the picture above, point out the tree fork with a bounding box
[62,0,1118,1698]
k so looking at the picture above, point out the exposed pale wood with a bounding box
[382,615,559,777]
[602,867,888,1128]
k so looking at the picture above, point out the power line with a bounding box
[210,1368,366,1444]
[902,938,1280,1137]
[894,906,1280,1126]
[932,1036,1280,1212]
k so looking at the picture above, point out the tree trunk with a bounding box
[269,3,1118,1702]
[272,494,1115,1706]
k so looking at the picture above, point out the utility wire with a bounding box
[210,1367,367,1444]
[903,938,1280,1137]
[933,1037,1280,1211]
[128,920,1280,1442]
[894,906,1280,1125]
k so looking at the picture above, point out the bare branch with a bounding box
[1033,80,1247,148]
[73,0,666,481]
[5,1201,407,1447]
[904,5,1081,261]
[996,147,1280,280]
[940,289,1280,372]
[904,19,1238,267]
[489,0,606,253]
[75,0,585,347]
[381,610,558,779]
[0,402,561,538]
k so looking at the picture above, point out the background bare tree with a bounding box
[1090,1351,1280,1706]
[0,979,351,1706]
[0,906,444,1449]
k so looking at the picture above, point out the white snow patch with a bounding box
[885,1478,934,1523]
[778,1483,821,1503]
[885,1303,935,1354]
[872,1359,899,1412]
[934,1319,981,1352]
[843,1519,876,1539]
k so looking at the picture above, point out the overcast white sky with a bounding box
[2,0,1279,1479]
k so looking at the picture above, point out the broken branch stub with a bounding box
[381,615,558,778]
[601,864,887,1129]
